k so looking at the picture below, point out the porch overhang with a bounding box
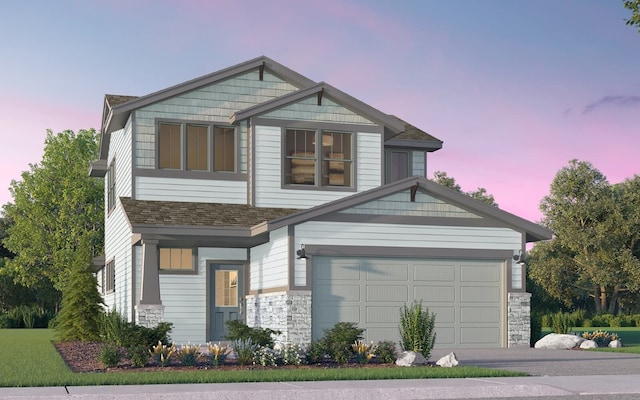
[129,224,271,248]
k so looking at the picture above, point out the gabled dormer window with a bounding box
[158,121,236,172]
[284,128,353,188]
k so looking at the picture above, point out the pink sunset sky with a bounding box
[0,0,638,224]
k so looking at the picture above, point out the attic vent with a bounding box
[259,61,265,81]
[410,183,419,202]
[317,88,324,106]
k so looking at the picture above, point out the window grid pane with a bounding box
[321,132,352,187]
[159,123,181,169]
[159,248,193,271]
[214,127,235,172]
[285,129,316,185]
[215,270,238,307]
[187,125,209,171]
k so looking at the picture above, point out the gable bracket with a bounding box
[410,183,419,202]
[317,88,324,106]
[259,61,265,81]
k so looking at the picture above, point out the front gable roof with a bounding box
[267,176,552,243]
[102,56,316,136]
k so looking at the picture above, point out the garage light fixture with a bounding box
[296,244,307,259]
[513,250,525,265]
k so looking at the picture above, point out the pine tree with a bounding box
[54,236,104,342]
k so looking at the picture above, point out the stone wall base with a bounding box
[245,291,311,345]
[508,292,531,347]
[135,304,165,328]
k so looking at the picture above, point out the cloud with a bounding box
[582,95,640,114]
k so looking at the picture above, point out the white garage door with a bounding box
[312,256,504,348]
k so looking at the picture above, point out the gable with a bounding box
[338,190,482,218]
[261,95,377,126]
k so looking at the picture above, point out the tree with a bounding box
[2,129,104,292]
[54,235,104,341]
[530,160,640,314]
[624,0,640,32]
[431,171,498,206]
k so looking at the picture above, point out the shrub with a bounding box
[305,340,327,364]
[232,338,258,366]
[98,309,173,349]
[149,341,176,367]
[320,321,364,363]
[530,313,542,347]
[399,301,436,359]
[207,342,231,366]
[568,309,586,327]
[550,312,572,334]
[178,343,201,367]
[225,320,280,348]
[254,347,279,367]
[127,345,149,368]
[352,340,377,365]
[279,343,306,366]
[375,340,397,364]
[98,344,121,368]
[581,330,619,346]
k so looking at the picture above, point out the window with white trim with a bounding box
[105,259,115,294]
[107,160,116,211]
[284,129,352,188]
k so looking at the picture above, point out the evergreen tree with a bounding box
[54,236,104,342]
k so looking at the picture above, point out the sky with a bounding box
[0,0,638,224]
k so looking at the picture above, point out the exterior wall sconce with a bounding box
[513,250,526,265]
[296,244,307,259]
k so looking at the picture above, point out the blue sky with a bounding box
[1,0,638,222]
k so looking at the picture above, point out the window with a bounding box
[215,270,238,307]
[387,150,410,183]
[159,248,194,271]
[105,259,115,294]
[158,122,236,172]
[214,127,235,172]
[107,160,116,212]
[186,125,208,171]
[284,129,352,188]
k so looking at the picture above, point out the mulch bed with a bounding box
[54,341,406,373]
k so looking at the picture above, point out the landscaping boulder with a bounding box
[395,351,428,366]
[609,339,623,348]
[579,340,598,349]
[436,352,459,368]
[534,333,585,349]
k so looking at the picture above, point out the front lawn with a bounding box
[0,329,525,387]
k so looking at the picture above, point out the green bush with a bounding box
[375,340,397,364]
[305,340,327,364]
[399,301,436,359]
[98,310,173,349]
[320,322,364,363]
[225,320,280,348]
[127,345,149,368]
[550,312,572,334]
[530,313,542,347]
[178,344,201,367]
[98,344,121,368]
[568,309,586,327]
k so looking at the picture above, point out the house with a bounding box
[89,56,551,348]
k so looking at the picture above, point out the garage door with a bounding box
[312,257,504,348]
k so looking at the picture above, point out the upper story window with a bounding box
[284,129,353,188]
[107,160,116,212]
[158,122,236,172]
[159,248,195,272]
[386,150,409,183]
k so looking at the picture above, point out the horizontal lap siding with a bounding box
[134,71,297,171]
[135,176,247,203]
[262,97,377,125]
[105,124,134,320]
[294,221,520,286]
[254,127,382,208]
[250,227,289,291]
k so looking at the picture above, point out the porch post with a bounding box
[135,239,164,327]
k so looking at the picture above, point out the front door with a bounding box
[211,264,244,341]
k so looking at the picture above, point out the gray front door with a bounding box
[211,264,244,341]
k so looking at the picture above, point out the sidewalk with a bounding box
[2,375,640,399]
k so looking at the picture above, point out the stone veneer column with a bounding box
[507,292,532,347]
[245,291,312,345]
[135,239,164,328]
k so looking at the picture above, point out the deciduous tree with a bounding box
[624,0,640,32]
[431,171,498,206]
[2,129,104,292]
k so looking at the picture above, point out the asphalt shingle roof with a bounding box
[105,94,139,108]
[120,197,301,228]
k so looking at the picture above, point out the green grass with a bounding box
[0,329,525,388]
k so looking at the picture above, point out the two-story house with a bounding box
[90,56,551,348]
